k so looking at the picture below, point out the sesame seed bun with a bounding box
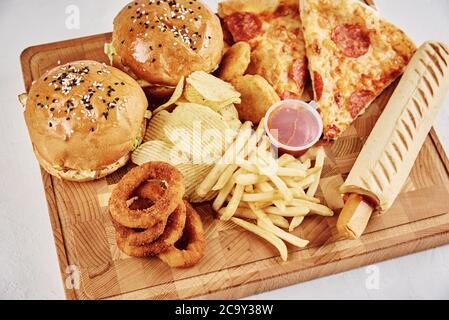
[112,0,224,96]
[24,60,148,182]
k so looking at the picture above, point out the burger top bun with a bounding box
[112,0,224,87]
[24,60,148,180]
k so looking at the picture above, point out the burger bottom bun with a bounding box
[35,148,130,182]
[33,119,147,182]
[113,53,175,98]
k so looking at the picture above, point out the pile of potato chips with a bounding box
[132,72,243,202]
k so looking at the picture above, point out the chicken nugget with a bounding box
[217,42,251,82]
[231,75,280,124]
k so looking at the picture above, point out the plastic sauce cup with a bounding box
[264,100,323,157]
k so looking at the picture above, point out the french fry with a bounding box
[213,164,238,191]
[300,147,319,162]
[212,177,235,212]
[219,184,245,221]
[266,174,293,202]
[234,208,290,229]
[277,167,306,177]
[289,199,334,217]
[258,219,309,248]
[249,205,309,248]
[289,216,305,232]
[241,191,283,202]
[264,206,310,217]
[244,184,254,193]
[307,147,326,197]
[211,121,265,191]
[291,188,321,203]
[257,181,286,212]
[231,217,288,261]
[278,154,297,167]
[234,173,268,185]
[295,175,316,189]
[196,121,252,197]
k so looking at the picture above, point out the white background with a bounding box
[0,0,448,300]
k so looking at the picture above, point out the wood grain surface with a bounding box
[19,1,449,300]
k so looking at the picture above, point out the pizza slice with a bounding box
[300,0,417,139]
[219,0,309,99]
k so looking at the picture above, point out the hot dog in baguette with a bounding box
[338,41,449,239]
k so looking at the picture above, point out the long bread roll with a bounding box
[338,42,449,238]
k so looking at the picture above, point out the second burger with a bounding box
[110,0,224,98]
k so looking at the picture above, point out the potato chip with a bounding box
[143,111,173,143]
[131,140,189,166]
[218,104,239,121]
[153,77,185,114]
[190,190,219,203]
[187,71,240,102]
[176,163,214,199]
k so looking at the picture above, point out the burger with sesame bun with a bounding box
[23,60,148,182]
[110,0,224,98]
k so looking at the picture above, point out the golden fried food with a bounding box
[217,42,251,82]
[116,200,187,257]
[109,162,185,229]
[158,202,205,268]
[231,75,280,124]
[112,181,168,246]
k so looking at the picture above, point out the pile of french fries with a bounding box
[194,120,333,261]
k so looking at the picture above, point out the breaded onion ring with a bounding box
[109,162,185,229]
[116,200,187,257]
[112,181,168,246]
[158,202,205,268]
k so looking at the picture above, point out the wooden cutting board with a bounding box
[20,2,449,300]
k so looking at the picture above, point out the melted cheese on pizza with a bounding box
[300,0,416,139]
[220,0,308,99]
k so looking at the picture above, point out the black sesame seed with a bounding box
[50,108,55,112]
[152,58,157,62]
[121,40,125,44]
[49,122,53,127]
[90,128,95,132]
[36,94,40,97]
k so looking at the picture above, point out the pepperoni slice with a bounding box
[349,90,373,118]
[324,124,341,140]
[313,72,323,101]
[224,12,262,42]
[289,58,308,92]
[331,24,370,58]
[273,5,299,18]
[334,93,343,108]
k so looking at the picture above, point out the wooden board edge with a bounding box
[19,32,112,92]
[101,220,449,300]
[190,227,449,300]
[429,128,449,175]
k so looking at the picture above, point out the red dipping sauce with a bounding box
[264,100,323,156]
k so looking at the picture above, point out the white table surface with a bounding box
[0,0,448,300]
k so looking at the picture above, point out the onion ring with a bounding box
[116,200,187,257]
[109,162,185,229]
[112,181,168,246]
[158,202,205,268]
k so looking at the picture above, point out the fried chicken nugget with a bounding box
[217,42,251,82]
[231,75,280,124]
